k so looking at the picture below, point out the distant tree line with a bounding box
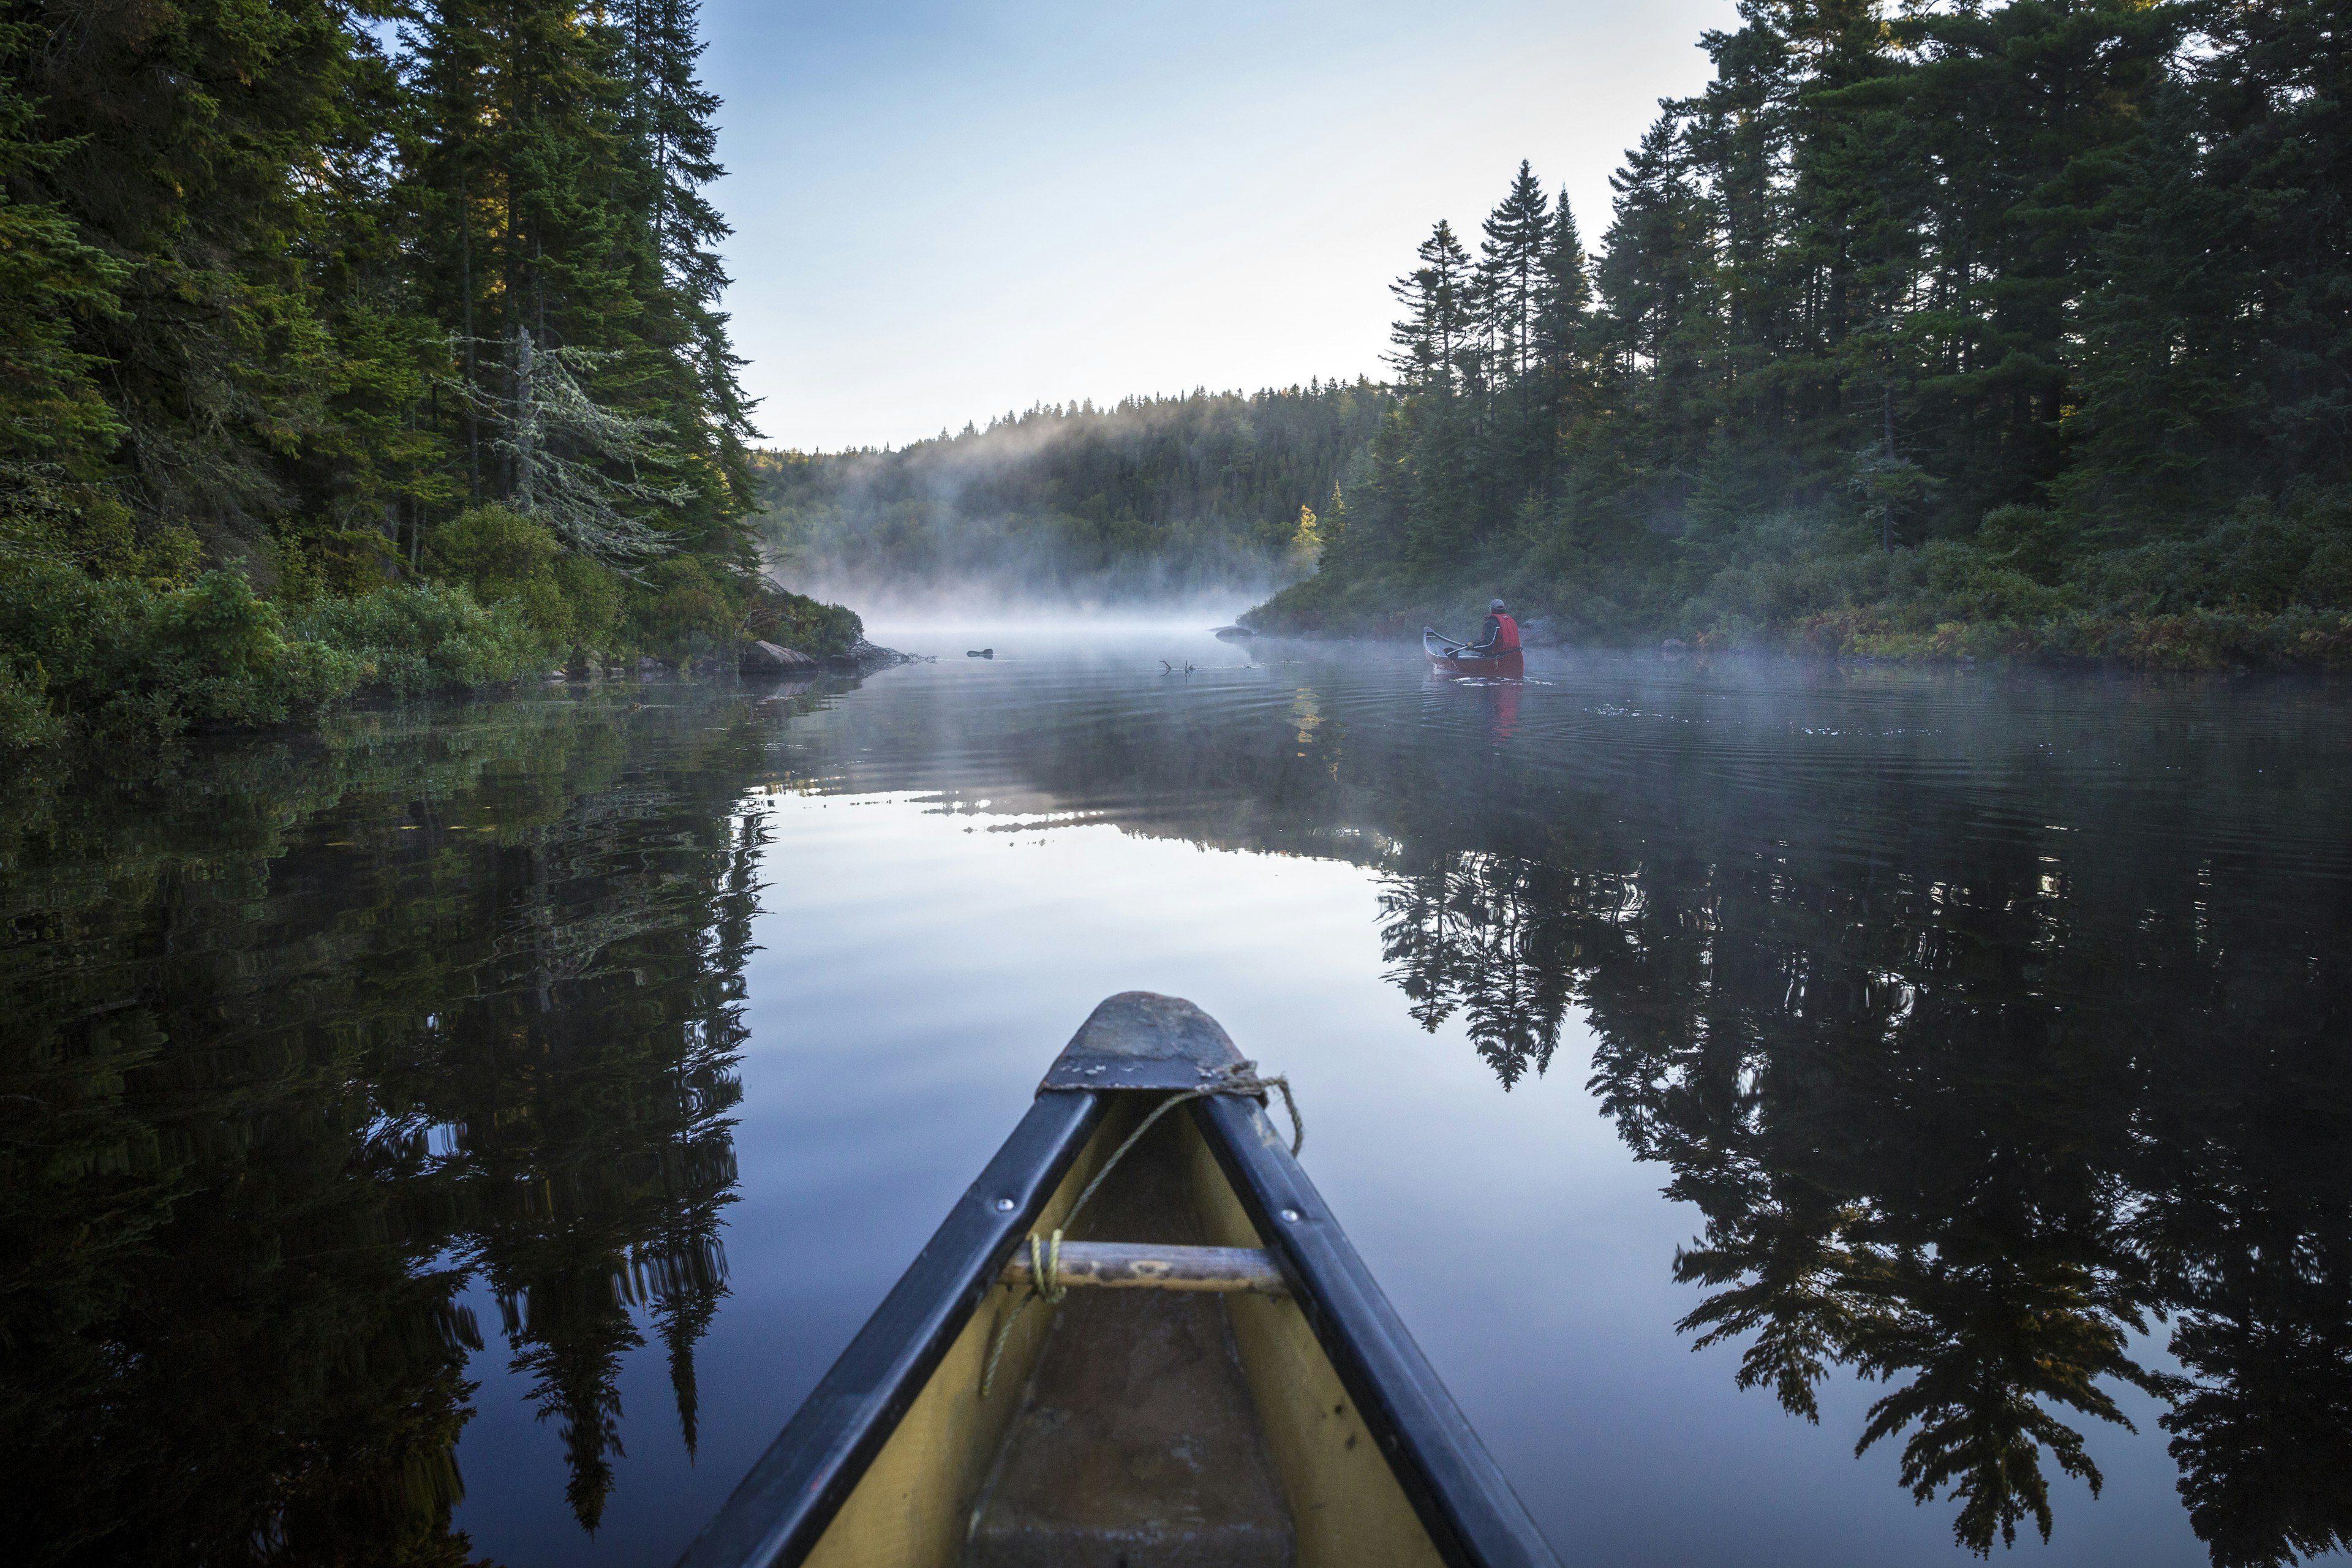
[1254,0,2352,666]
[756,381,1390,608]
[0,1,848,750]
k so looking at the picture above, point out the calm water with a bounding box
[6,630,2348,1568]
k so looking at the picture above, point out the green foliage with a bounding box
[0,0,774,734]
[629,554,741,663]
[758,382,1390,604]
[273,520,401,602]
[1251,1,2352,668]
[0,557,570,750]
[417,503,636,659]
[0,20,126,476]
[0,653,60,748]
[745,582,862,657]
[554,549,626,655]
[0,562,356,744]
[293,581,550,697]
[424,503,562,602]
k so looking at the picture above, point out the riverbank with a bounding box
[2,505,881,751]
[1246,595,2352,672]
[1245,505,2352,673]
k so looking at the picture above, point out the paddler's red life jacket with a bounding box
[1487,613,1520,652]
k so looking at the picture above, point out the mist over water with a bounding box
[805,587,1284,636]
[753,382,1382,624]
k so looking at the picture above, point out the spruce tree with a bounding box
[1479,163,1550,385]
[399,0,755,563]
[1534,188,1591,376]
[7,0,358,556]
[2179,0,2352,499]
[1387,220,1474,395]
[617,0,760,538]
[1592,115,1721,528]
[0,20,127,529]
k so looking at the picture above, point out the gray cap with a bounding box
[1490,598,1507,612]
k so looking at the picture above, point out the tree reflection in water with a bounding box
[1369,754,2351,1564]
[8,650,2350,1567]
[793,647,2347,1563]
[0,685,812,1564]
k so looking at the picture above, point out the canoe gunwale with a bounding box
[673,1089,1106,1568]
[1193,1095,1561,1568]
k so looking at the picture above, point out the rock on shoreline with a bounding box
[741,640,819,673]
[739,638,912,677]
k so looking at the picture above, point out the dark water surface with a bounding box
[7,630,2349,1567]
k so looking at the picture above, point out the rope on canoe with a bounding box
[979,1060,1302,1397]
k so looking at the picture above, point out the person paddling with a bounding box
[1472,598,1520,655]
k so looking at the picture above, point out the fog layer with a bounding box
[755,382,1387,618]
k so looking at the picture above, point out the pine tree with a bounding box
[1534,188,1592,376]
[1387,220,1474,395]
[617,0,760,538]
[0,19,127,537]
[2179,0,2352,500]
[1883,0,2177,524]
[2056,84,2244,530]
[0,21,119,458]
[1592,115,1721,529]
[7,0,356,554]
[1479,164,1550,385]
[400,0,754,564]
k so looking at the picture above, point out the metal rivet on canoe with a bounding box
[1281,1207,1301,1223]
[993,1197,1016,1212]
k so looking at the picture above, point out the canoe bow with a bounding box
[674,992,1561,1568]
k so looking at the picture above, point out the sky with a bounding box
[698,0,1734,453]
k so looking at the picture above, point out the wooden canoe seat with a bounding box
[999,1241,1287,1295]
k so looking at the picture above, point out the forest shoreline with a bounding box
[1245,590,2352,674]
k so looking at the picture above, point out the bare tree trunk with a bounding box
[1882,383,1896,554]
[515,325,537,512]
[461,165,481,502]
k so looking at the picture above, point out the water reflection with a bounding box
[792,643,2351,1566]
[1360,667,2352,1563]
[6,643,2349,1567]
[0,685,815,1562]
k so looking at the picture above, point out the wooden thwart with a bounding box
[1001,1240,1287,1295]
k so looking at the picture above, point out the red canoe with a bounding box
[1425,626,1525,677]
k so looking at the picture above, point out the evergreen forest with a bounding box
[0,0,854,753]
[756,381,1389,611]
[1250,0,2352,667]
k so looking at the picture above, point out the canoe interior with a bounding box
[801,1095,1446,1568]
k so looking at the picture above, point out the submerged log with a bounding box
[998,1240,1286,1295]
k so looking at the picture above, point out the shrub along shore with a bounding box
[1,503,865,752]
[1248,493,2352,671]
